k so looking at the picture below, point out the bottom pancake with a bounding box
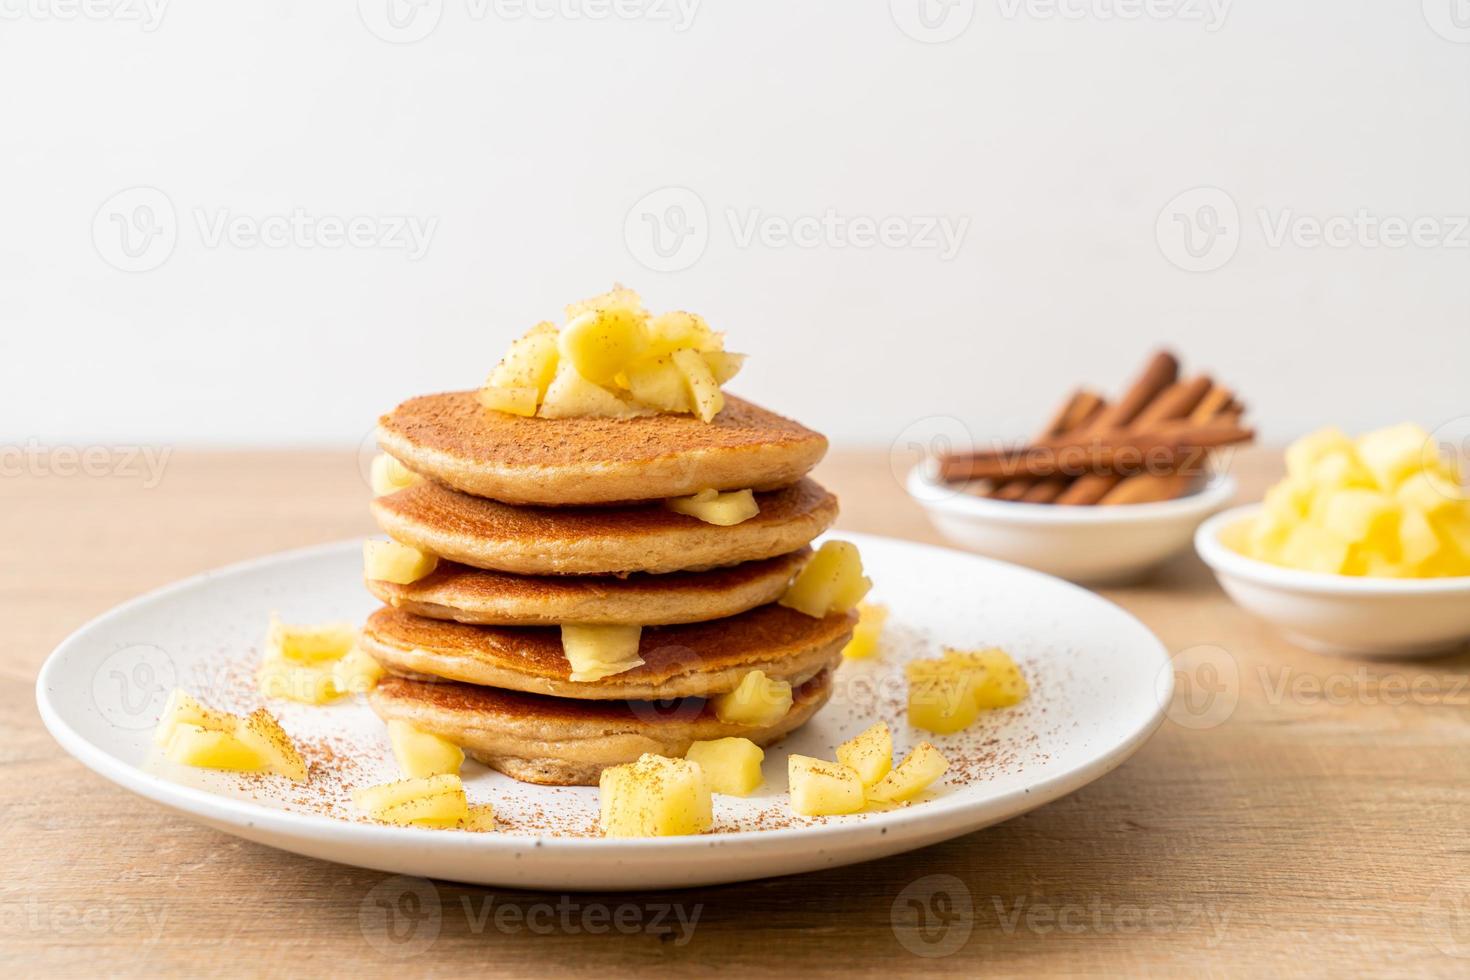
[368,670,835,786]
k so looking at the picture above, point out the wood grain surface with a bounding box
[3,448,1468,977]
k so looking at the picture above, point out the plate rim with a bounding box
[37,531,1173,858]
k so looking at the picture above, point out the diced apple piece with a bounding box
[488,328,559,397]
[868,743,949,803]
[565,285,645,322]
[235,707,307,782]
[1309,449,1377,493]
[943,648,1030,709]
[364,539,439,585]
[370,453,422,497]
[710,670,792,727]
[373,791,471,828]
[701,351,745,385]
[1285,428,1354,481]
[387,720,465,779]
[165,725,265,773]
[558,308,649,386]
[664,488,759,526]
[354,774,468,827]
[841,602,888,660]
[537,364,650,419]
[1320,489,1399,546]
[478,384,538,417]
[836,722,892,787]
[153,689,236,746]
[599,754,712,837]
[561,624,644,682]
[1280,523,1352,575]
[1355,423,1432,491]
[462,803,497,832]
[907,674,981,734]
[685,737,764,797]
[671,348,724,422]
[625,355,694,413]
[788,755,865,816]
[646,311,720,355]
[354,773,464,812]
[779,540,872,618]
[333,646,385,696]
[256,659,344,705]
[1398,507,1444,568]
[1263,478,1314,522]
[264,613,358,664]
[1397,468,1466,517]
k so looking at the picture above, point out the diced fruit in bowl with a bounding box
[1236,425,1470,578]
[599,754,712,837]
[685,738,764,797]
[787,755,865,816]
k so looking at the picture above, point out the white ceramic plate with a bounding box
[37,532,1171,891]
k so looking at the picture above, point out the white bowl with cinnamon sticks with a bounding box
[1196,506,1470,658]
[910,351,1250,584]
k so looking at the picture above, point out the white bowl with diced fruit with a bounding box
[1195,424,1470,658]
[1196,506,1470,658]
[906,465,1238,584]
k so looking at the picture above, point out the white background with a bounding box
[1,1,1466,450]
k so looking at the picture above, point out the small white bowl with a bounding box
[1196,505,1470,658]
[906,466,1237,584]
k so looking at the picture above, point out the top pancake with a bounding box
[377,391,828,506]
[372,477,838,576]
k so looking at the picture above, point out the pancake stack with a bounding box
[359,389,852,786]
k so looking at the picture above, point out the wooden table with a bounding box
[4,449,1467,977]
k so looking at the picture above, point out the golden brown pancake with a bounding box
[371,477,837,576]
[377,391,828,506]
[369,670,834,785]
[359,603,854,700]
[366,549,809,627]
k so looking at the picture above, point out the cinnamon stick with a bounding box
[1019,352,1179,503]
[938,423,1254,482]
[1098,383,1239,505]
[990,390,1105,500]
[1056,374,1213,505]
